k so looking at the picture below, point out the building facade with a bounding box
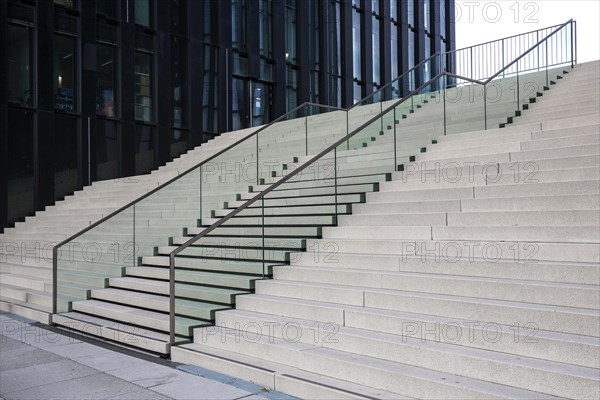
[0,0,455,231]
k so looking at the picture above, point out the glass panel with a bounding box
[54,0,78,9]
[232,78,249,131]
[54,116,79,201]
[96,119,120,181]
[259,0,272,58]
[252,82,270,127]
[135,125,155,175]
[135,0,153,27]
[372,0,379,14]
[286,67,298,112]
[391,23,398,80]
[7,109,34,225]
[97,0,118,19]
[440,0,446,38]
[444,76,485,135]
[55,207,134,314]
[54,34,77,112]
[285,0,297,64]
[134,51,153,122]
[372,16,380,85]
[232,0,247,52]
[172,37,188,128]
[97,43,118,118]
[203,0,218,44]
[171,0,187,36]
[203,45,219,134]
[352,9,361,80]
[7,23,34,108]
[260,59,273,82]
[390,0,397,21]
[424,0,430,31]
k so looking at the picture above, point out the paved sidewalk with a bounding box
[0,313,284,400]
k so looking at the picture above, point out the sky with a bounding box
[454,0,600,63]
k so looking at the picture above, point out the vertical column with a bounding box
[218,0,233,132]
[296,0,310,105]
[0,1,7,230]
[155,0,171,167]
[271,0,286,119]
[362,0,373,97]
[381,0,392,87]
[120,0,136,177]
[80,0,96,188]
[341,1,353,107]
[36,0,56,210]
[318,0,331,107]
[189,0,204,147]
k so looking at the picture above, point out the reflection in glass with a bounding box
[232,78,249,130]
[171,130,188,158]
[252,82,270,127]
[7,109,34,225]
[232,0,247,52]
[286,67,298,112]
[54,34,77,112]
[372,16,380,85]
[97,43,118,118]
[171,37,188,128]
[259,0,272,58]
[7,23,34,108]
[135,0,153,27]
[135,52,153,122]
[352,9,361,80]
[96,119,120,181]
[54,0,78,8]
[285,0,297,63]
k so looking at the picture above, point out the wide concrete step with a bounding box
[237,292,599,337]
[70,299,204,337]
[108,277,249,304]
[193,326,572,399]
[266,268,599,309]
[124,266,258,290]
[52,312,171,354]
[215,308,599,370]
[89,288,225,320]
[305,237,599,264]
[142,256,268,275]
[172,343,406,400]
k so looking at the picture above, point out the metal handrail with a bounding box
[166,19,578,344]
[51,101,342,313]
[483,19,574,84]
[167,71,450,344]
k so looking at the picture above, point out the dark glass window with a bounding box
[97,0,118,19]
[232,0,247,52]
[407,0,414,27]
[135,31,155,123]
[308,0,320,70]
[54,34,78,112]
[134,0,153,27]
[171,37,188,128]
[372,0,379,14]
[372,16,380,85]
[286,66,298,111]
[352,8,361,80]
[353,82,362,104]
[310,71,320,104]
[7,16,34,108]
[259,0,272,58]
[440,0,446,39]
[285,0,297,64]
[203,0,218,44]
[232,78,249,130]
[96,119,120,181]
[54,116,79,201]
[408,29,415,70]
[135,125,155,175]
[391,23,398,87]
[7,109,35,225]
[252,82,270,127]
[424,0,430,31]
[54,0,78,9]
[171,130,188,158]
[97,24,118,118]
[202,45,219,134]
[171,0,187,36]
[390,0,398,21]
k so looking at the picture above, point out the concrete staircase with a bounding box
[44,64,566,355]
[171,61,600,398]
